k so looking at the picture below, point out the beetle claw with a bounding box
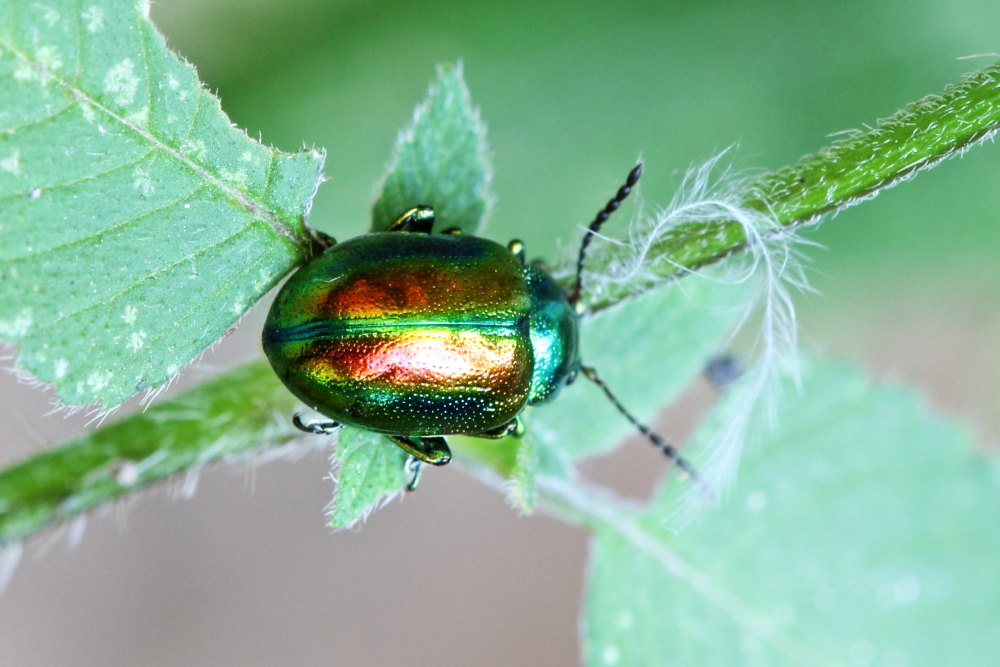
[405,457,423,492]
[387,206,435,233]
[292,413,341,435]
[386,435,452,466]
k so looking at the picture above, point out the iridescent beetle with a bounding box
[263,165,701,490]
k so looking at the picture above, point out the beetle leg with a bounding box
[306,226,336,255]
[473,416,524,439]
[386,206,435,234]
[404,457,423,492]
[292,413,341,435]
[506,239,526,265]
[386,435,452,466]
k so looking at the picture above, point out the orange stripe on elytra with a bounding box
[303,329,530,393]
[316,264,521,320]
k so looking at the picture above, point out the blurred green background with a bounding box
[1,0,997,664]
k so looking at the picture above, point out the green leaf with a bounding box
[371,62,491,234]
[0,0,324,409]
[580,358,1000,666]
[0,360,303,545]
[528,274,750,462]
[327,428,408,529]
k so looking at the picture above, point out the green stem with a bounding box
[580,62,1000,311]
[0,361,302,545]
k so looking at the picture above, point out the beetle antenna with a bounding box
[569,163,643,307]
[580,365,712,498]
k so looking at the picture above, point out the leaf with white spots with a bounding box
[581,358,1000,666]
[0,0,325,409]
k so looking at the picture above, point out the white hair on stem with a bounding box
[0,420,326,592]
[0,543,23,595]
[586,150,817,521]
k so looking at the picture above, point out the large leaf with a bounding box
[581,357,1000,665]
[0,0,323,409]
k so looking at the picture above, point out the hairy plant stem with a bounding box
[579,62,1000,312]
[0,362,303,544]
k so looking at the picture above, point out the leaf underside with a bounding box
[583,358,1000,666]
[0,0,324,409]
[327,428,408,529]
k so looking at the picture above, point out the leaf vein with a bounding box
[5,183,208,263]
[37,219,265,330]
[179,88,203,147]
[0,37,310,254]
[71,0,82,85]
[136,9,153,122]
[134,240,267,371]
[0,148,156,204]
[0,99,77,135]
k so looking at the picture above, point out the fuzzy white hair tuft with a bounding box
[0,543,23,595]
[581,150,817,522]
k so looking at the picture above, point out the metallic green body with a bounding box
[524,263,580,404]
[263,226,580,449]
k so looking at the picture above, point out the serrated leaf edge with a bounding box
[0,33,321,254]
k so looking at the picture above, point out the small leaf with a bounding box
[0,0,324,409]
[327,428,408,529]
[0,361,303,545]
[371,62,492,234]
[582,357,1000,666]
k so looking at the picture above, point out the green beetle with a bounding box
[263,165,701,489]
